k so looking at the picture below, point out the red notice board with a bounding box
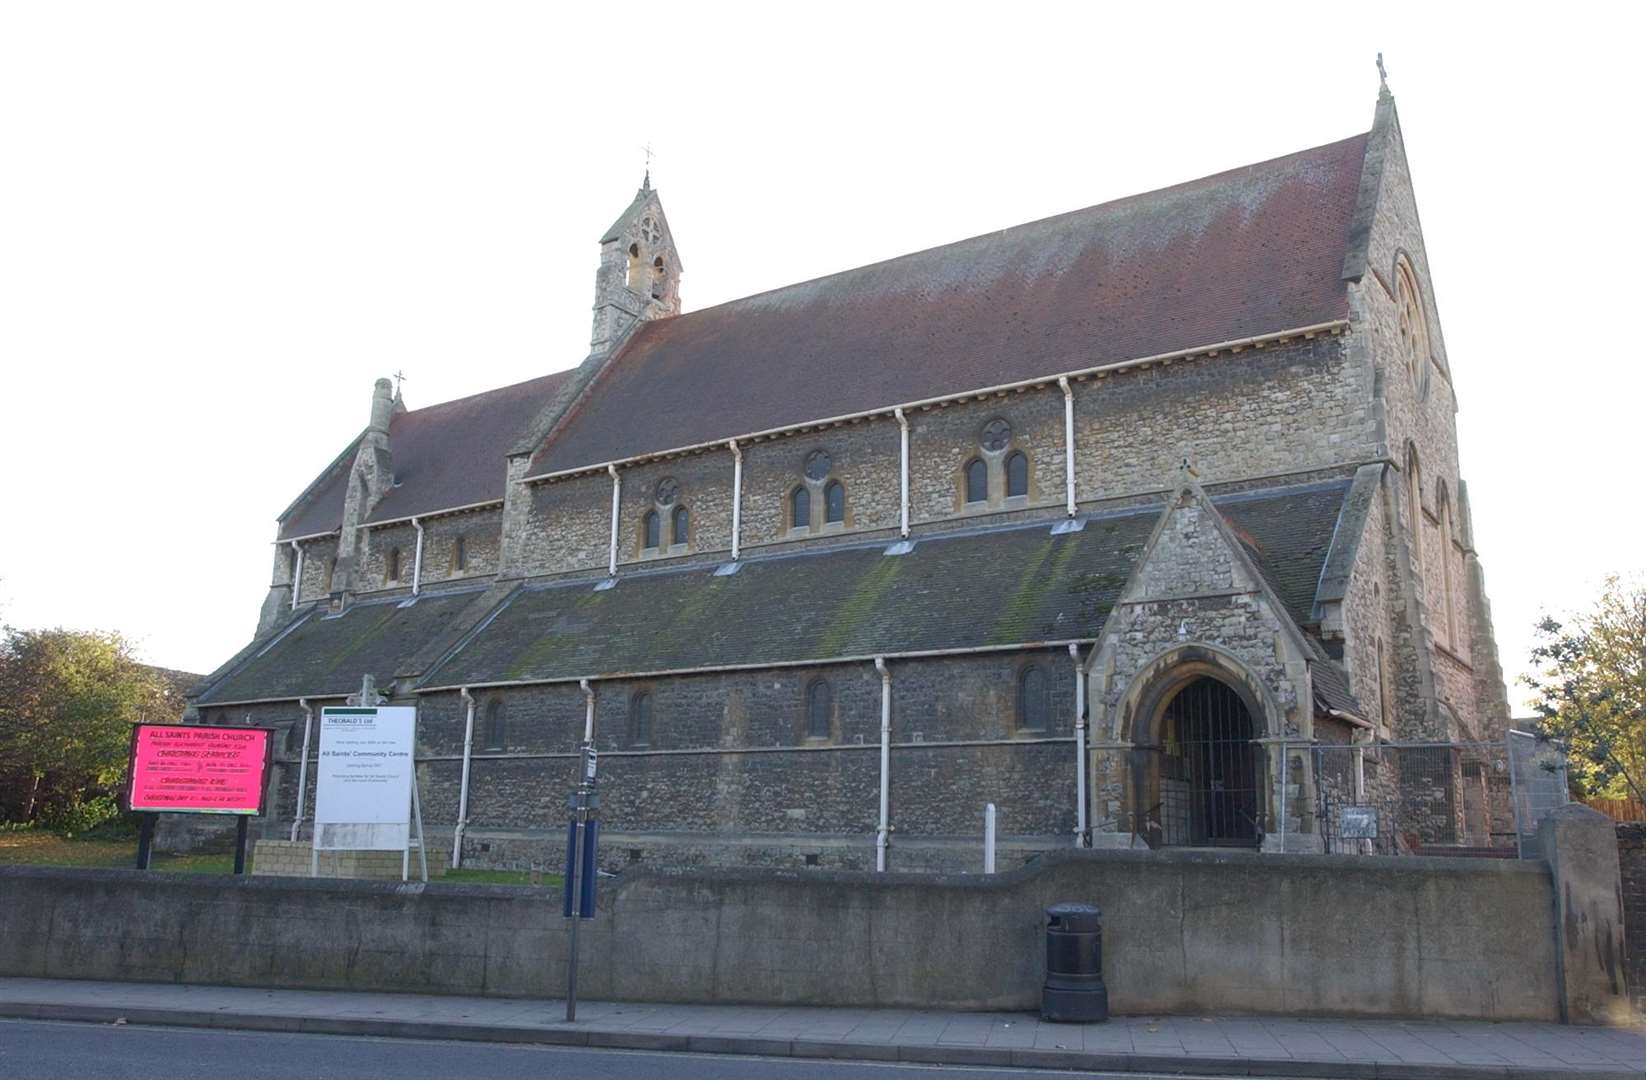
[126,723,274,815]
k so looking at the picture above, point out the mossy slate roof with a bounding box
[421,480,1352,689]
[201,481,1353,703]
[194,588,488,705]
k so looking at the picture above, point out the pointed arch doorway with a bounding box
[1152,676,1264,847]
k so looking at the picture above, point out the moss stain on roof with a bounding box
[814,555,903,658]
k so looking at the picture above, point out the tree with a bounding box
[0,627,172,823]
[1523,576,1646,803]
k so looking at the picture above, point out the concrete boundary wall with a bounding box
[0,849,1559,1021]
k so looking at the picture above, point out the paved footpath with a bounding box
[2,977,1642,1079]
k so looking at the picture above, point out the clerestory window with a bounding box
[965,458,988,504]
[824,480,845,524]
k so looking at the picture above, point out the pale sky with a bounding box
[2,2,1641,710]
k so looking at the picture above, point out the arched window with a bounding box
[651,256,666,301]
[671,505,689,546]
[483,700,505,751]
[791,486,811,530]
[643,510,661,550]
[626,242,640,288]
[824,480,845,524]
[964,458,988,504]
[1437,484,1458,649]
[386,547,401,583]
[452,535,467,573]
[1006,451,1028,498]
[1017,665,1049,732]
[806,679,832,740]
[1376,635,1393,735]
[629,691,653,746]
[1405,444,1423,577]
[1396,259,1429,389]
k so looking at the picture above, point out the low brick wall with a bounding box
[251,839,449,880]
[1620,823,1646,1015]
[0,849,1560,1021]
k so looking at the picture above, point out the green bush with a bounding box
[39,795,121,837]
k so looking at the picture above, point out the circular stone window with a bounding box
[654,477,679,506]
[981,418,1012,453]
[804,449,833,482]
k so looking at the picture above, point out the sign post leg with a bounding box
[233,815,250,875]
[411,775,428,884]
[135,813,156,870]
[566,808,585,1022]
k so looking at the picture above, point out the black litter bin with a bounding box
[1041,902,1108,1022]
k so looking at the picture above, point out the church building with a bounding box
[187,81,1512,870]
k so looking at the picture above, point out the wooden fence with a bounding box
[1582,797,1646,822]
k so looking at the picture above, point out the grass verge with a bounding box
[0,827,237,875]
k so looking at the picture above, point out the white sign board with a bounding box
[1340,805,1379,840]
[314,706,416,851]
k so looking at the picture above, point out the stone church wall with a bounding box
[420,508,503,584]
[739,421,902,551]
[496,334,1377,587]
[1074,335,1374,502]
[906,386,1066,522]
[292,537,334,602]
[1349,113,1504,752]
[521,470,611,576]
[359,520,417,591]
[613,451,736,566]
[1340,475,1394,732]
[221,650,1081,872]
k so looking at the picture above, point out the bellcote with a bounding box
[591,175,682,352]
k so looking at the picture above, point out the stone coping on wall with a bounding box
[0,844,1553,898]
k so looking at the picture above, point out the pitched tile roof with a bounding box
[1217,480,1356,628]
[277,371,573,541]
[193,587,492,704]
[420,481,1351,689]
[530,134,1368,476]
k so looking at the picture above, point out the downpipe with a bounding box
[875,656,891,871]
[452,687,475,868]
[1070,643,1088,847]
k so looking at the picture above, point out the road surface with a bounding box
[0,1018,1296,1079]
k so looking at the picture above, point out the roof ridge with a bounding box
[396,368,575,421]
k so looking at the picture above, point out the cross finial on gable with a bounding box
[392,369,408,397]
[1376,53,1390,96]
[347,674,386,706]
[641,142,654,191]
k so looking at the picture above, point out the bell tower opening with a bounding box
[1155,677,1263,847]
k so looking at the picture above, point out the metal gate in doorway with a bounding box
[1147,677,1265,847]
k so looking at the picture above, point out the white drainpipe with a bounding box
[452,687,476,868]
[874,656,891,871]
[1069,643,1087,847]
[289,698,313,841]
[580,679,596,742]
[1058,377,1076,516]
[410,517,425,596]
[288,541,304,610]
[894,408,910,538]
[606,465,621,577]
[729,440,742,560]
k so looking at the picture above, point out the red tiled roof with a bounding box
[278,370,572,540]
[530,133,1368,477]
